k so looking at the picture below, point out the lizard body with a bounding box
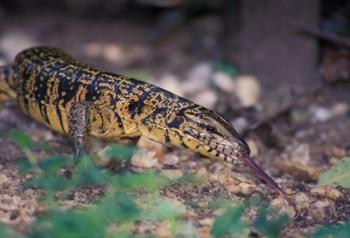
[0,47,288,200]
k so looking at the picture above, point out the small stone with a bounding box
[182,62,212,95]
[231,117,249,134]
[131,149,159,169]
[83,42,103,57]
[163,153,180,165]
[271,197,297,218]
[331,102,348,116]
[137,136,166,163]
[161,169,183,180]
[310,106,332,123]
[199,218,213,226]
[137,136,165,153]
[103,44,124,63]
[155,222,171,238]
[191,89,218,109]
[246,139,259,157]
[225,182,254,195]
[212,72,235,93]
[196,167,209,179]
[233,75,261,107]
[284,143,310,165]
[197,226,211,238]
[294,193,310,207]
[156,74,184,96]
[0,32,38,59]
[311,185,343,200]
[310,199,333,219]
[327,146,347,159]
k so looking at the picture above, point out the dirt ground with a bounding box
[0,9,350,238]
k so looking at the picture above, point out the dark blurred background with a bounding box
[0,0,349,110]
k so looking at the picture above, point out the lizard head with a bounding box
[140,104,288,201]
[169,106,251,162]
[0,65,17,103]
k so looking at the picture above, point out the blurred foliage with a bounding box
[0,223,24,238]
[211,205,246,238]
[211,201,290,238]
[4,129,293,237]
[318,157,350,188]
[101,144,136,161]
[213,62,237,77]
[252,206,290,238]
[309,221,350,238]
[8,129,33,149]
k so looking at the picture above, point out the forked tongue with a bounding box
[238,156,290,204]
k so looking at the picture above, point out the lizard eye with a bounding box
[205,125,216,133]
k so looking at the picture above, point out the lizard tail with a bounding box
[0,64,17,102]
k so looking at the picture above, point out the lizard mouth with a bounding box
[203,139,289,202]
[236,156,290,202]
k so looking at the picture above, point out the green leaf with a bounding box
[104,145,136,161]
[31,210,106,238]
[25,174,68,191]
[253,206,290,238]
[8,129,33,149]
[213,62,236,77]
[0,223,25,238]
[38,155,70,174]
[94,193,139,221]
[309,221,350,238]
[17,158,36,174]
[318,157,350,188]
[113,172,170,192]
[211,205,246,238]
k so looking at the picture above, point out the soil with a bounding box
[0,9,350,238]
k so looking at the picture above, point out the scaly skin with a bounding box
[0,47,288,201]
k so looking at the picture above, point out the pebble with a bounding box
[226,182,254,195]
[311,185,343,200]
[294,193,310,207]
[233,75,261,107]
[161,169,183,180]
[156,73,184,96]
[155,222,172,238]
[195,167,209,179]
[310,103,348,123]
[246,139,259,158]
[212,72,235,93]
[163,153,180,165]
[182,62,212,95]
[137,136,165,154]
[130,149,159,169]
[103,44,124,63]
[199,217,213,226]
[310,199,333,218]
[0,32,38,60]
[284,143,310,165]
[327,146,347,159]
[310,106,332,123]
[270,197,297,218]
[191,89,218,109]
[231,117,249,134]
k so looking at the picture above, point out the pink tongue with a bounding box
[238,157,289,202]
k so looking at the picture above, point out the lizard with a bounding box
[0,46,289,201]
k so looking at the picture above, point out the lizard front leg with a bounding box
[68,102,90,156]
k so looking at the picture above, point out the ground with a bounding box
[0,10,350,238]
